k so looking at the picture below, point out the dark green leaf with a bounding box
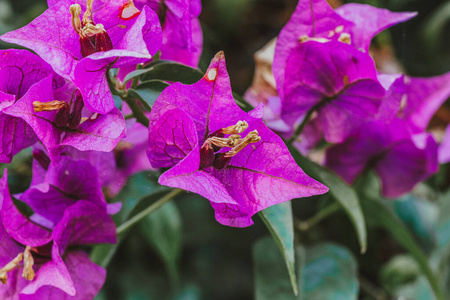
[254,237,358,300]
[301,243,358,299]
[288,145,367,253]
[380,254,421,292]
[135,80,170,108]
[254,237,301,300]
[259,202,297,295]
[361,197,443,300]
[140,201,182,285]
[126,89,152,112]
[138,61,204,84]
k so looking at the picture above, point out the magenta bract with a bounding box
[282,40,385,143]
[135,0,203,67]
[325,119,439,198]
[1,0,162,114]
[147,52,328,227]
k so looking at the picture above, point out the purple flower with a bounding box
[398,72,450,133]
[439,125,450,164]
[0,49,65,163]
[16,155,116,228]
[325,119,439,198]
[0,168,116,299]
[135,0,203,67]
[3,76,126,162]
[1,0,162,113]
[281,40,386,143]
[273,0,415,102]
[146,52,328,227]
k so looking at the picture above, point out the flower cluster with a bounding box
[247,0,450,197]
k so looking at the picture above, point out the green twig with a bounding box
[117,189,184,235]
[123,96,150,127]
[295,202,341,231]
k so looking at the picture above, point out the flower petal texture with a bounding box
[282,40,385,143]
[335,3,417,51]
[325,120,439,198]
[147,52,328,227]
[1,0,162,113]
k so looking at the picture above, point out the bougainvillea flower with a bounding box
[398,72,450,133]
[325,119,438,198]
[335,3,416,51]
[281,40,385,143]
[15,155,114,228]
[146,52,328,227]
[0,170,116,298]
[439,125,450,164]
[135,0,203,67]
[376,73,406,121]
[4,76,126,162]
[0,49,65,163]
[2,0,162,113]
[272,0,415,102]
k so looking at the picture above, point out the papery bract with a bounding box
[335,3,416,51]
[399,72,450,133]
[135,0,203,67]
[16,155,109,228]
[1,0,162,113]
[273,0,415,102]
[439,125,450,164]
[282,40,385,143]
[4,76,126,162]
[0,170,116,299]
[147,52,328,227]
[325,119,439,198]
[0,50,65,163]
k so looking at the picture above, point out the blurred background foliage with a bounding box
[0,0,449,299]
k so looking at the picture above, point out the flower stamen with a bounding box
[22,246,35,281]
[224,130,261,158]
[0,252,24,284]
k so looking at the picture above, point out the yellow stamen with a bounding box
[82,0,94,25]
[33,101,68,112]
[0,252,24,284]
[70,4,83,37]
[224,130,261,158]
[209,134,241,148]
[22,247,35,281]
[221,121,248,135]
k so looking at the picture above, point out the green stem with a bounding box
[287,107,315,144]
[131,64,143,89]
[295,202,341,231]
[116,189,184,235]
[123,96,149,127]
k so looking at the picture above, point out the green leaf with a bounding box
[380,254,421,292]
[139,201,182,286]
[138,61,204,84]
[361,197,443,300]
[135,80,170,108]
[126,89,152,111]
[287,145,367,253]
[254,237,301,300]
[302,243,358,300]
[259,202,298,296]
[254,237,358,300]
